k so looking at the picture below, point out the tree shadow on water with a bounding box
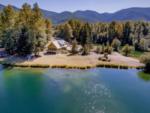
[138,71,150,82]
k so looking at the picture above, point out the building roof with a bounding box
[46,38,71,50]
[52,40,61,49]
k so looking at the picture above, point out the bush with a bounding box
[104,45,113,54]
[82,44,90,55]
[71,39,78,54]
[139,38,148,51]
[111,38,121,51]
[101,44,105,54]
[140,54,150,73]
[122,44,133,56]
[96,46,102,54]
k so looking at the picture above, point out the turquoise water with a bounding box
[0,67,150,113]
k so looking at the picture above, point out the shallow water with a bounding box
[0,67,150,113]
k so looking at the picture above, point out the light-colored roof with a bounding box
[52,40,61,49]
[46,38,71,49]
[57,39,68,47]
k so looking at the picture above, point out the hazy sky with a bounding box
[1,0,150,13]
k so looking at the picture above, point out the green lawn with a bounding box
[130,51,144,59]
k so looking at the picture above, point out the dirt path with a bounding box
[109,52,143,66]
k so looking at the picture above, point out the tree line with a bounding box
[55,19,150,55]
[0,3,52,56]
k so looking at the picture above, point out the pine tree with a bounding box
[16,26,33,55]
[123,21,132,45]
[80,23,92,55]
[4,29,18,54]
[45,19,52,41]
[68,19,83,41]
[0,5,17,49]
[19,3,32,26]
[1,5,16,29]
[71,39,78,54]
[32,3,47,56]
[63,23,73,42]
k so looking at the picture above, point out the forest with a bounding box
[55,19,150,55]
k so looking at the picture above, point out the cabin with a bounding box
[46,38,71,54]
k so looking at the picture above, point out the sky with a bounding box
[0,0,150,13]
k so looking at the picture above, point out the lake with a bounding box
[0,66,150,113]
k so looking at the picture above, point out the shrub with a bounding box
[122,44,133,56]
[101,44,105,54]
[111,38,121,51]
[139,38,148,51]
[82,44,90,55]
[104,45,113,54]
[71,39,78,54]
[96,46,102,54]
[140,54,150,73]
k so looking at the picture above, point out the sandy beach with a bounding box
[0,52,144,68]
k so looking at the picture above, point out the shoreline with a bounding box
[0,61,144,70]
[0,52,144,70]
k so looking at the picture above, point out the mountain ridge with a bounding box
[0,4,150,24]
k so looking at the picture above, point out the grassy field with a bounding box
[130,51,150,59]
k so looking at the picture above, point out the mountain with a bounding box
[0,4,150,24]
[0,4,4,10]
[40,7,150,24]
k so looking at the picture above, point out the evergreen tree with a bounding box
[32,3,47,56]
[55,23,73,42]
[63,23,73,42]
[71,39,78,54]
[142,22,149,36]
[45,19,52,41]
[18,3,32,26]
[16,26,33,55]
[108,21,116,42]
[80,23,90,46]
[4,28,19,54]
[80,23,92,55]
[0,5,16,47]
[123,21,132,45]
[68,19,83,42]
